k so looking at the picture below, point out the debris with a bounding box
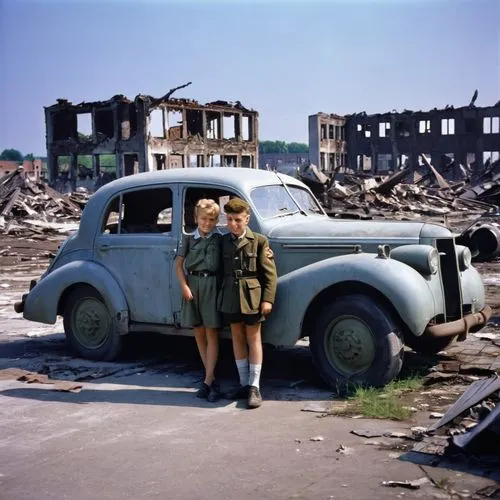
[310,436,324,442]
[350,429,383,438]
[430,412,445,419]
[301,402,331,413]
[0,368,83,392]
[0,168,84,237]
[335,444,350,454]
[473,332,500,341]
[381,478,430,490]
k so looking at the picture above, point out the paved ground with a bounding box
[0,235,499,500]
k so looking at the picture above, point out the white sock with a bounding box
[236,358,249,386]
[248,363,262,389]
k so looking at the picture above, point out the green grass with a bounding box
[330,376,424,421]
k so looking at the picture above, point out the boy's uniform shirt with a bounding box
[218,228,277,315]
[178,229,222,328]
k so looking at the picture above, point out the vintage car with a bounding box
[15,168,491,390]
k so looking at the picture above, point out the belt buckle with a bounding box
[234,269,243,278]
[202,272,208,278]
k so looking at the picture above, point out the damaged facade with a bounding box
[309,100,500,179]
[45,92,259,191]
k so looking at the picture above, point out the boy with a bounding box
[175,199,222,402]
[218,198,277,409]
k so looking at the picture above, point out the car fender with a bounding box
[264,253,437,346]
[23,260,129,330]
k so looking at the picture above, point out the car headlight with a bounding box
[456,245,472,271]
[390,245,439,275]
[427,248,439,274]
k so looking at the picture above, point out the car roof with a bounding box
[93,168,304,199]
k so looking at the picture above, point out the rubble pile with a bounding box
[324,155,500,223]
[0,167,87,236]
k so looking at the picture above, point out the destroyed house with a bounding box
[44,93,259,192]
[310,100,500,180]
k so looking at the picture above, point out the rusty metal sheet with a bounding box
[429,375,500,431]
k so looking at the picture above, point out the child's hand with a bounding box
[260,301,273,315]
[182,285,193,300]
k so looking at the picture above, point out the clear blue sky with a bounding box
[0,0,499,155]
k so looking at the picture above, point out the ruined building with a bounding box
[45,93,259,191]
[309,99,500,179]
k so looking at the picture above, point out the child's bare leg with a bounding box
[194,326,207,368]
[231,322,249,386]
[204,328,219,385]
[246,323,263,365]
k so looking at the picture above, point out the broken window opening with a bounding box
[168,154,183,169]
[209,154,221,167]
[77,113,92,139]
[94,109,114,138]
[483,116,500,134]
[149,108,165,138]
[154,153,166,171]
[124,153,139,176]
[77,155,93,180]
[241,156,252,168]
[377,154,392,171]
[441,118,455,135]
[167,110,183,140]
[186,109,203,137]
[206,112,220,140]
[320,124,327,140]
[52,111,76,141]
[128,103,138,137]
[418,120,431,134]
[328,125,334,139]
[223,113,236,140]
[222,155,237,168]
[57,156,70,175]
[242,115,251,141]
[320,152,326,170]
[379,122,390,137]
[395,121,410,138]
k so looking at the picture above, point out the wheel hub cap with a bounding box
[324,316,376,376]
[72,298,110,349]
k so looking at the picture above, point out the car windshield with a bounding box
[287,186,324,215]
[250,185,324,219]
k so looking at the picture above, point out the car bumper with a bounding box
[424,305,492,340]
[13,280,37,314]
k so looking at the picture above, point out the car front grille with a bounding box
[436,238,462,321]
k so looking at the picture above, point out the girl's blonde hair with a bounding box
[195,198,220,218]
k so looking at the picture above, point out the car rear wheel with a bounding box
[63,285,121,361]
[310,294,404,393]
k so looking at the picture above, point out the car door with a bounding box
[94,184,181,325]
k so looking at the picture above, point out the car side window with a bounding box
[102,187,174,234]
[183,187,238,234]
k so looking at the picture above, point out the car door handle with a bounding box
[99,244,111,252]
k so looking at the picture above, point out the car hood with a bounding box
[265,217,452,243]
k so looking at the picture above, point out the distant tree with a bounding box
[0,148,23,162]
[287,142,308,154]
[24,153,34,161]
[259,141,308,154]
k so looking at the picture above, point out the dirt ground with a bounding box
[1,232,499,500]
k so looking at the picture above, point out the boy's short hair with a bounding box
[195,198,220,218]
[224,197,250,215]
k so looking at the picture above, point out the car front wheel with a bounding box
[310,294,404,393]
[63,285,121,361]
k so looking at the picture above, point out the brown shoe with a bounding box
[227,385,249,400]
[247,386,262,409]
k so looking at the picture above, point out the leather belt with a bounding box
[188,270,217,277]
[232,270,257,278]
